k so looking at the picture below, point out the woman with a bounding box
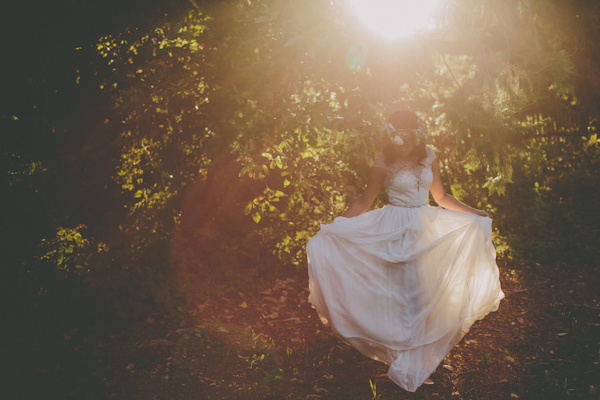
[306,111,504,392]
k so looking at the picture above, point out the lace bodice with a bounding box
[373,146,437,207]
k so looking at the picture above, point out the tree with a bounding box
[22,0,600,316]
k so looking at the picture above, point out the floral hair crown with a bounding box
[382,122,428,146]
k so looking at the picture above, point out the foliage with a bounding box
[39,225,108,274]
[492,116,600,263]
[6,0,600,317]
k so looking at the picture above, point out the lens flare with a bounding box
[346,43,369,70]
[349,0,440,39]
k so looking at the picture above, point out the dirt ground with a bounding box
[3,260,600,400]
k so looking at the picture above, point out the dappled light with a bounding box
[2,0,600,398]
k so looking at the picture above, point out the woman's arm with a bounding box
[342,167,387,218]
[429,161,489,217]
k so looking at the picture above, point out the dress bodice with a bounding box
[373,146,436,207]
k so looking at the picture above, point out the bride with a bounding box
[307,110,504,392]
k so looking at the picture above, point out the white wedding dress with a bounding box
[307,146,504,392]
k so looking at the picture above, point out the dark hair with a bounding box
[382,110,427,165]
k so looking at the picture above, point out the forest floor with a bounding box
[3,260,600,400]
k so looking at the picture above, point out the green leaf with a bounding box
[252,212,261,223]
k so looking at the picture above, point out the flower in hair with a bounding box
[382,121,428,145]
[392,135,404,145]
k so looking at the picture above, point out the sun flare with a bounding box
[349,0,441,39]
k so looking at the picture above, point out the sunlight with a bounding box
[349,0,441,39]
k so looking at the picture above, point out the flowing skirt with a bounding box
[306,205,504,392]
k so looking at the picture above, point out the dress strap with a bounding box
[423,146,436,167]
